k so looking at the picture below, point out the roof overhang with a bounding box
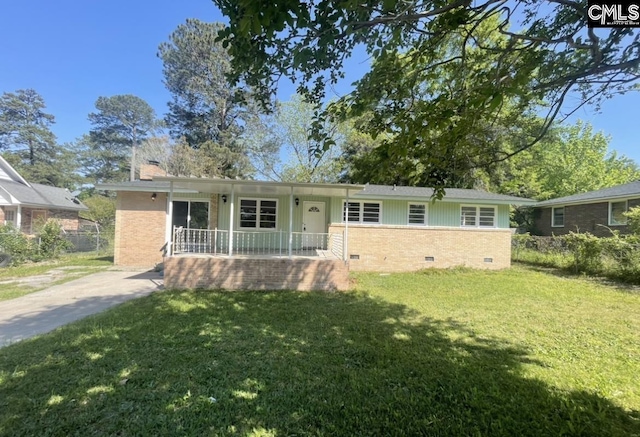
[152,177,366,197]
[532,193,640,208]
[352,193,535,205]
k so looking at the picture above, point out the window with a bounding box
[4,209,15,223]
[552,207,564,227]
[342,201,381,224]
[240,199,277,229]
[408,203,427,225]
[609,201,628,226]
[461,205,496,228]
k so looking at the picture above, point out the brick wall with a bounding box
[533,198,640,237]
[329,224,511,271]
[164,256,349,291]
[114,192,167,267]
[19,208,80,234]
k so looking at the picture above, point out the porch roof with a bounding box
[153,176,366,197]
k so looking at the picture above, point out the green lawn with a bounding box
[0,266,638,436]
[0,253,113,301]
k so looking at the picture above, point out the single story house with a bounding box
[0,156,87,234]
[532,181,640,237]
[100,174,533,291]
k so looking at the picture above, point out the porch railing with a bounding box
[172,227,337,257]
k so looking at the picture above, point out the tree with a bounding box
[244,95,344,182]
[87,95,159,182]
[158,19,257,178]
[214,0,639,194]
[0,89,80,188]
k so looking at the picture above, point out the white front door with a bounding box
[302,201,326,234]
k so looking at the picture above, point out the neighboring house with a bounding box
[0,156,87,234]
[100,173,533,291]
[532,181,640,237]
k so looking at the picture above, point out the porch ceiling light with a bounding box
[295,197,299,206]
[151,192,157,201]
[222,194,227,203]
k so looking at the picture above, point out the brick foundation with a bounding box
[330,224,511,271]
[164,256,350,291]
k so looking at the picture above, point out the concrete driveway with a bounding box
[0,270,163,347]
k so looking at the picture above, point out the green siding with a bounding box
[218,194,331,232]
[215,194,511,230]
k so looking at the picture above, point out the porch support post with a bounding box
[165,182,174,256]
[288,186,293,258]
[16,204,22,232]
[228,184,235,256]
[344,189,349,262]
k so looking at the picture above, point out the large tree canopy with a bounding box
[0,89,79,188]
[214,0,639,192]
[158,19,258,178]
[87,95,159,182]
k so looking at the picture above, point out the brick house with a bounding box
[532,181,640,237]
[100,175,533,291]
[0,156,87,234]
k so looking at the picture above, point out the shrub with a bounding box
[0,224,35,264]
[623,206,640,235]
[564,232,603,274]
[37,219,73,259]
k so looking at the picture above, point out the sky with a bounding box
[1,0,639,164]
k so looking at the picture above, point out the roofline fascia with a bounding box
[351,193,534,205]
[17,202,88,211]
[532,193,640,208]
[0,156,31,187]
[152,176,366,192]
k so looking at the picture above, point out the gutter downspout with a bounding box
[228,185,235,256]
[344,189,349,262]
[288,187,293,258]
[166,182,174,256]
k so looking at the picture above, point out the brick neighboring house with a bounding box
[0,156,87,234]
[100,175,533,291]
[532,181,640,237]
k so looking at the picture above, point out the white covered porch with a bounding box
[155,177,364,261]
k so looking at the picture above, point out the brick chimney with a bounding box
[139,160,168,181]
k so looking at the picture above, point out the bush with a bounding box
[623,206,640,235]
[37,219,73,259]
[564,232,603,274]
[0,219,73,265]
[513,231,640,284]
[0,224,35,265]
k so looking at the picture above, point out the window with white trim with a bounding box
[461,205,496,227]
[239,199,277,229]
[552,207,564,227]
[342,201,381,224]
[609,200,628,226]
[4,209,15,223]
[408,203,427,225]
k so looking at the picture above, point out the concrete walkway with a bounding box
[0,270,163,347]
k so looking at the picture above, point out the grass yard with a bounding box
[0,266,638,436]
[0,253,113,301]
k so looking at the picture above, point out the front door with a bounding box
[302,201,326,234]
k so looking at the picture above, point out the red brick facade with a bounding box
[164,256,349,291]
[533,198,640,237]
[0,206,80,234]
